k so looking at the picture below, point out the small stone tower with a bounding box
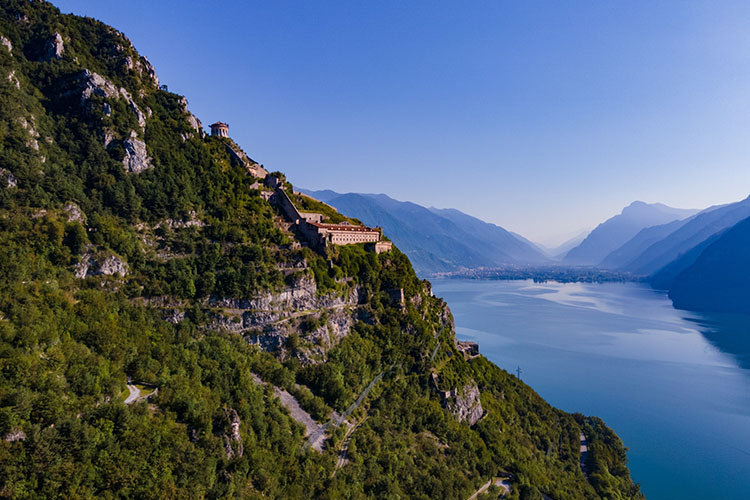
[210,121,229,137]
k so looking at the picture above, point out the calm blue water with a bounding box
[431,279,750,500]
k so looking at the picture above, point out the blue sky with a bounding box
[55,1,750,244]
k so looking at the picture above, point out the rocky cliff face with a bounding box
[222,407,243,459]
[122,130,152,173]
[208,274,360,363]
[42,32,64,60]
[75,251,129,278]
[445,384,484,425]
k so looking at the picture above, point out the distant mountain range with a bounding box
[563,202,699,265]
[615,196,750,276]
[541,231,590,259]
[300,189,549,275]
[304,188,750,315]
[585,195,750,314]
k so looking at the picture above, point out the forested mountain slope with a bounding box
[0,2,643,499]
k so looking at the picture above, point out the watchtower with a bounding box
[210,121,229,137]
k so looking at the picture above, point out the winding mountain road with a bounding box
[250,373,327,451]
[467,477,511,500]
[124,380,140,405]
[304,370,385,451]
[334,417,367,471]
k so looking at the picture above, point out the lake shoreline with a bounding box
[433,278,750,500]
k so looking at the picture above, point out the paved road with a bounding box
[467,477,511,500]
[305,370,385,451]
[250,373,327,451]
[579,431,589,476]
[335,417,367,471]
[250,370,387,453]
[124,380,140,405]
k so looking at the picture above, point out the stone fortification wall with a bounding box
[275,188,304,223]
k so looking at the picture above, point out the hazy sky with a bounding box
[55,1,750,244]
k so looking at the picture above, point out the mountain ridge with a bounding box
[563,201,699,266]
[619,195,750,276]
[302,189,549,275]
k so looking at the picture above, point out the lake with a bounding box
[431,279,750,500]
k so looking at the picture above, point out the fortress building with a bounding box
[210,121,229,137]
[272,184,391,252]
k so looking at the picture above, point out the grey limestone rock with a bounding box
[445,384,484,425]
[43,32,64,60]
[79,69,119,101]
[0,168,16,188]
[18,116,39,151]
[122,130,152,173]
[209,275,360,362]
[138,56,159,87]
[75,252,129,278]
[4,428,25,442]
[222,408,243,459]
[0,35,12,53]
[63,202,85,223]
[77,70,147,131]
[163,309,185,324]
[7,69,20,89]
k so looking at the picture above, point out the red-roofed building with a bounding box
[273,188,388,250]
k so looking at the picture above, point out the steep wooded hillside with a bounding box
[0,2,643,499]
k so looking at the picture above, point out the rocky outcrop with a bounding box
[18,116,39,151]
[7,69,20,89]
[43,32,64,60]
[209,275,360,362]
[178,96,203,136]
[187,113,202,131]
[103,129,115,148]
[0,168,16,188]
[222,408,243,459]
[432,373,484,425]
[63,202,85,223]
[79,69,119,102]
[4,428,25,442]
[439,301,454,332]
[211,275,356,314]
[0,35,12,53]
[76,70,147,132]
[75,252,129,278]
[122,130,152,173]
[444,384,484,425]
[138,56,159,87]
[163,309,185,324]
[156,210,204,230]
